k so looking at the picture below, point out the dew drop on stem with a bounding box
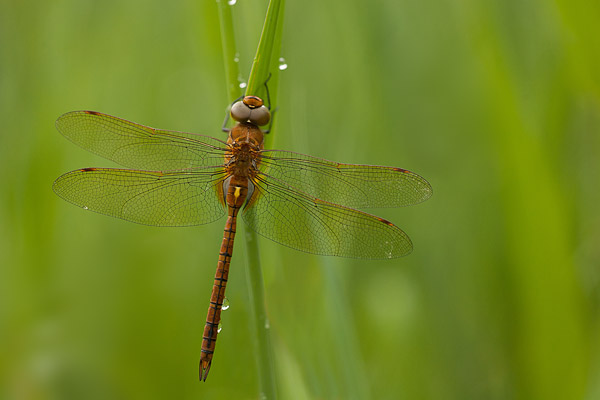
[278,57,288,71]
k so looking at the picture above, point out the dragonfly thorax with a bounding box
[226,124,263,179]
[228,122,264,150]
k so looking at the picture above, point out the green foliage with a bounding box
[1,0,599,399]
[218,1,283,397]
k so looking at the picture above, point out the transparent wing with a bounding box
[56,111,228,171]
[53,167,227,226]
[258,150,432,209]
[242,173,413,259]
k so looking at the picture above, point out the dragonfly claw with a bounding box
[200,359,212,382]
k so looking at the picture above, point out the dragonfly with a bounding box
[53,95,432,381]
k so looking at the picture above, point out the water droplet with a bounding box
[228,0,236,5]
[222,298,230,311]
[217,322,223,333]
[233,53,240,63]
[264,319,270,329]
[83,206,89,210]
[384,241,393,259]
[239,82,247,89]
[278,57,288,71]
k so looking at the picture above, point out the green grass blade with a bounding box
[217,0,243,102]
[243,224,277,399]
[245,0,285,116]
[217,0,282,398]
[243,1,285,398]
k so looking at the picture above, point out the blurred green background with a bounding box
[1,0,599,399]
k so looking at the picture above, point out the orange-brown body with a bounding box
[199,121,264,381]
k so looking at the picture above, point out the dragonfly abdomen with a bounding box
[199,178,248,381]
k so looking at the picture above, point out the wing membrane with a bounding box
[53,167,227,226]
[56,111,228,171]
[243,173,413,259]
[259,150,432,209]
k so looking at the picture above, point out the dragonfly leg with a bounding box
[260,73,277,134]
[222,95,245,132]
[262,106,278,134]
[221,114,231,133]
[263,73,272,110]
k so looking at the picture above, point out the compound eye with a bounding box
[249,105,271,126]
[230,101,251,122]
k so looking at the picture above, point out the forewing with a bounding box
[259,150,432,209]
[242,173,413,259]
[56,111,228,171]
[53,167,227,226]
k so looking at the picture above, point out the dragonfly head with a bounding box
[231,96,271,126]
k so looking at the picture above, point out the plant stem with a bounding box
[217,0,242,102]
[243,225,276,399]
[245,0,285,111]
[243,0,285,397]
[217,0,283,398]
